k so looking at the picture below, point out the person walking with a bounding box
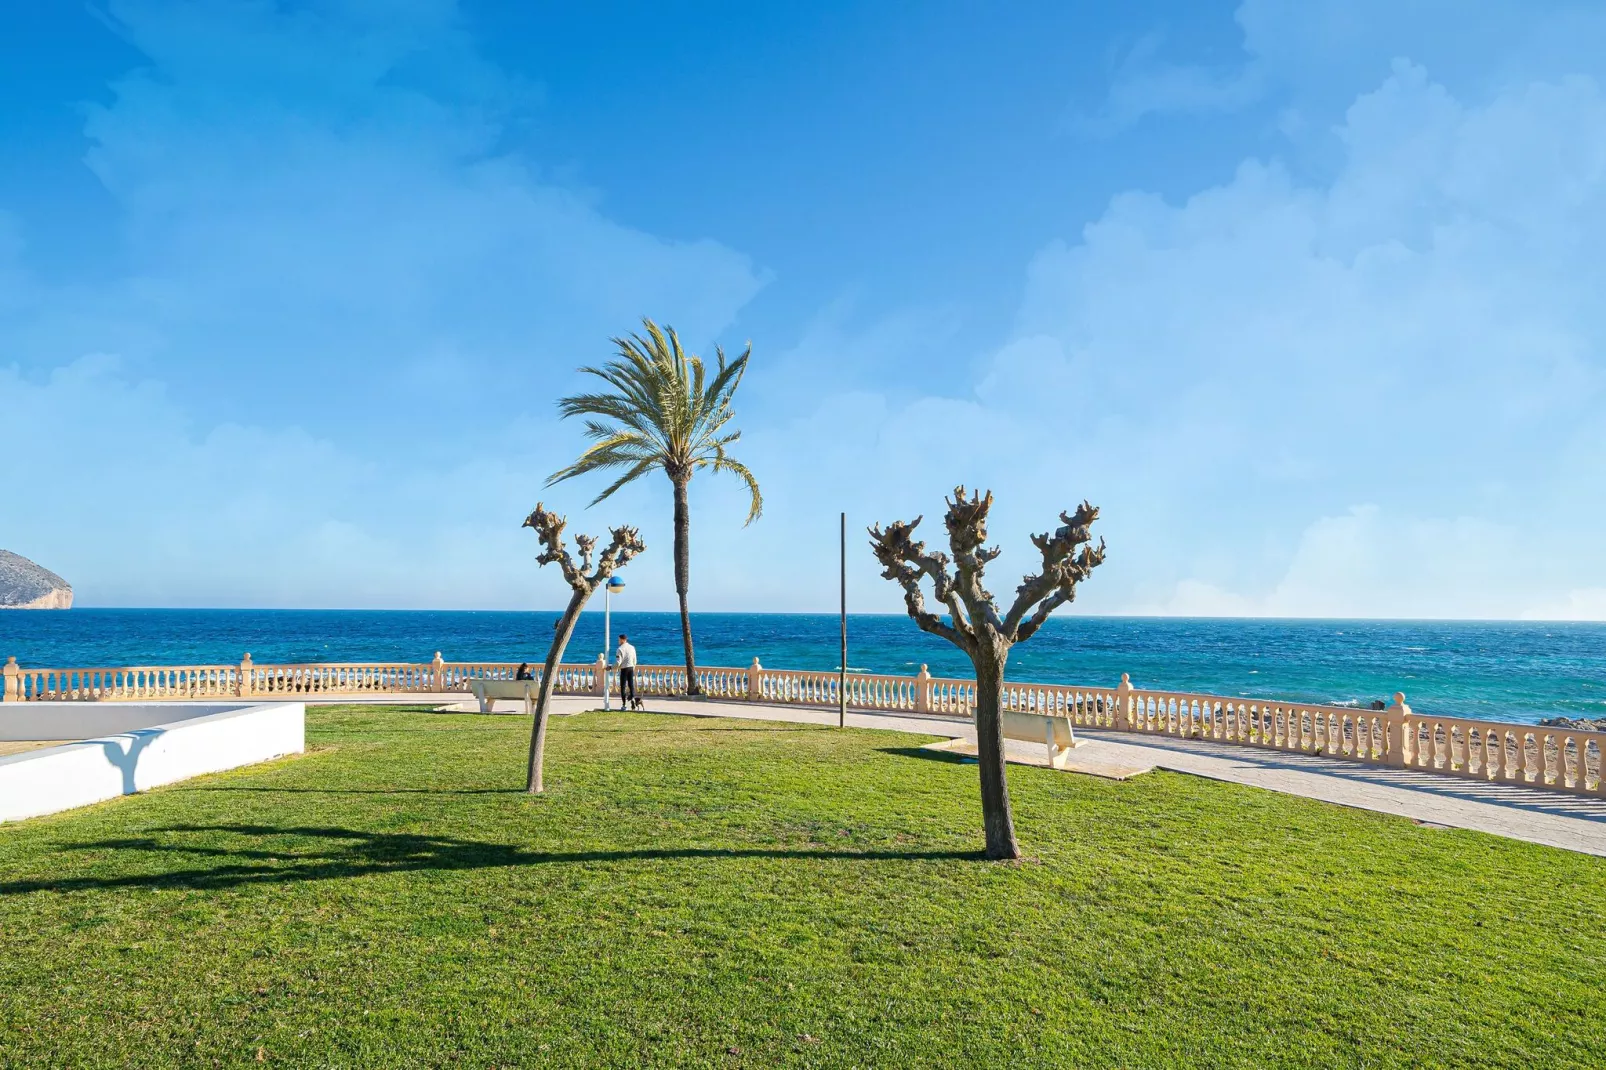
[616,634,639,710]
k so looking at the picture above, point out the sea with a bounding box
[3,609,1603,725]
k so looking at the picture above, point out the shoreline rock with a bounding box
[0,551,73,610]
[1537,715,1606,732]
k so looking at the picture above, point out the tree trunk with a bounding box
[527,589,586,793]
[672,475,700,695]
[972,653,1020,860]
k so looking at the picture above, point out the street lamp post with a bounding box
[602,574,625,710]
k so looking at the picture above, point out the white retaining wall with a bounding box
[0,701,305,823]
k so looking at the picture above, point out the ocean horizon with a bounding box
[3,608,1602,726]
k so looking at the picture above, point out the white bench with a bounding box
[1001,710,1082,768]
[921,711,1084,768]
[467,678,537,715]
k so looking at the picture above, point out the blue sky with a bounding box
[2,0,1604,619]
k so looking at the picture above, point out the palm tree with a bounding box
[548,318,762,694]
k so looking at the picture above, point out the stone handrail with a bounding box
[1121,683,1395,761]
[3,655,1599,797]
[1395,707,1600,793]
[1117,680,1603,795]
[0,654,606,703]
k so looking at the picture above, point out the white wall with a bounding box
[0,702,305,823]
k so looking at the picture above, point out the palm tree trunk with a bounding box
[527,589,586,793]
[672,475,700,695]
[972,652,1020,860]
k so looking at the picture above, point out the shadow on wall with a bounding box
[97,729,164,795]
[0,824,983,896]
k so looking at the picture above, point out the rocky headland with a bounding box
[0,550,73,609]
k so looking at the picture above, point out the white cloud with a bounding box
[1081,1,1606,136]
[769,59,1606,619]
[0,356,555,607]
[1136,506,1556,619]
[0,1,767,608]
[1069,32,1265,135]
[7,0,764,432]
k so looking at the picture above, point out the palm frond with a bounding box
[702,344,749,412]
[551,315,762,523]
[564,368,662,432]
[586,458,659,507]
[547,436,661,486]
[709,455,763,525]
[693,409,736,447]
[558,392,654,430]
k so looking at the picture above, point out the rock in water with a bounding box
[0,551,73,609]
[1538,715,1606,732]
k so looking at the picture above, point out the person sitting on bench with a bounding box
[515,662,533,680]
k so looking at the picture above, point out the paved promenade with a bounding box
[441,693,1606,857]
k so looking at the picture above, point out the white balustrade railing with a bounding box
[1001,681,1121,729]
[1397,710,1600,794]
[1124,686,1394,762]
[3,654,1600,798]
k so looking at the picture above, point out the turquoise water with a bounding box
[2,609,1602,724]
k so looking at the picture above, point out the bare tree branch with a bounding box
[522,504,645,593]
[1015,587,1072,644]
[943,486,1005,634]
[589,524,646,584]
[1001,501,1107,641]
[523,504,585,587]
[872,494,1108,650]
[868,516,973,651]
[574,533,597,580]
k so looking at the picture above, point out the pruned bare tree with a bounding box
[870,487,1105,859]
[521,503,645,793]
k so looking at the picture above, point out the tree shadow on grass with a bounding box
[878,746,974,766]
[176,787,523,796]
[563,726,835,736]
[0,824,985,895]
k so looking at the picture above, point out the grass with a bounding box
[1,705,1602,1068]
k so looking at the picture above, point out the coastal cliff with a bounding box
[0,550,73,609]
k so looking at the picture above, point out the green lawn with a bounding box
[0,706,1601,1068]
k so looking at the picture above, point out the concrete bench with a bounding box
[1001,710,1082,769]
[467,678,537,715]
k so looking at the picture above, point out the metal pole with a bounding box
[839,511,847,729]
[603,586,611,711]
